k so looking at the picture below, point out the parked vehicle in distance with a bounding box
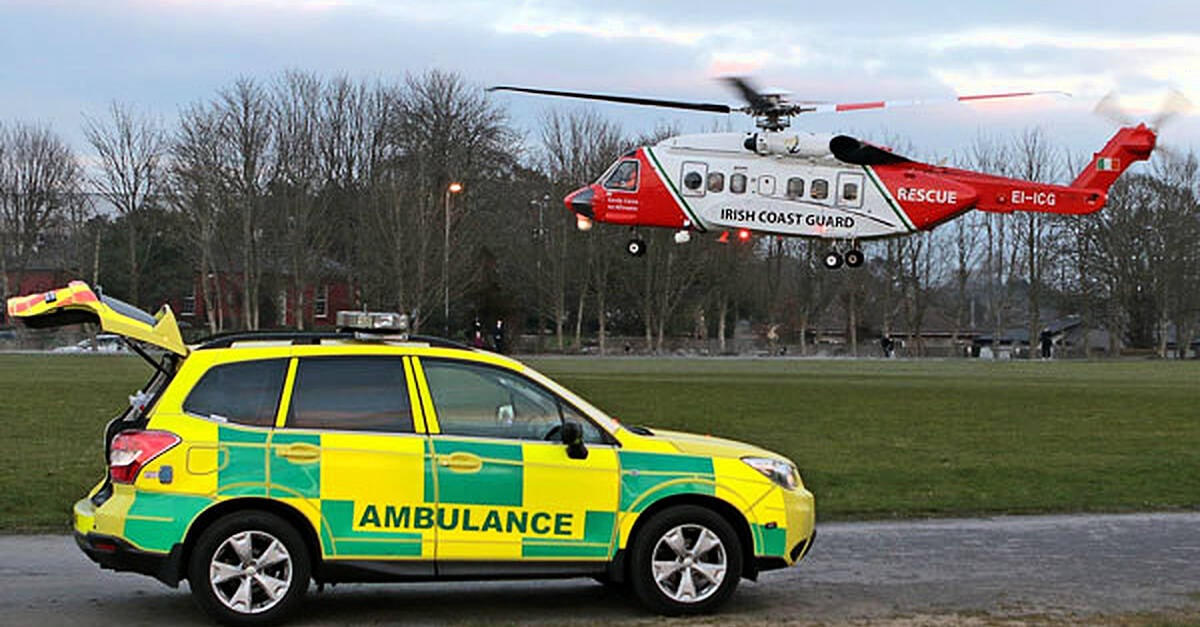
[53,333,129,353]
[6,281,816,626]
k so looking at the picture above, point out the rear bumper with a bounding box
[74,531,183,587]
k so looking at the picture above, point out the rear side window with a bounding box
[287,357,412,433]
[183,359,288,426]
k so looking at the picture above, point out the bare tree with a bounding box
[217,78,274,330]
[172,103,232,333]
[537,108,624,350]
[389,70,517,333]
[271,70,329,330]
[1012,127,1063,357]
[0,123,82,306]
[83,102,166,306]
[966,132,1019,357]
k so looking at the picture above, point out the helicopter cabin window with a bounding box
[730,172,747,194]
[786,177,805,199]
[603,160,639,191]
[680,161,708,197]
[811,178,829,200]
[842,182,859,202]
[707,172,725,193]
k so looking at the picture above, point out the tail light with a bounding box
[109,430,180,484]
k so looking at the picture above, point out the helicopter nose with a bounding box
[565,186,595,218]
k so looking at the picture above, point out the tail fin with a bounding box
[1071,124,1156,190]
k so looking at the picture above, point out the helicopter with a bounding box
[492,78,1166,269]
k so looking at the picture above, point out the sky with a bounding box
[2,0,1199,166]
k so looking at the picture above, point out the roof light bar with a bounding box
[336,311,410,336]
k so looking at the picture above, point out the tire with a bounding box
[823,251,843,269]
[187,511,310,626]
[845,249,864,268]
[627,238,646,257]
[628,505,743,615]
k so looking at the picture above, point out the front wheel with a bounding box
[628,505,743,615]
[187,511,310,626]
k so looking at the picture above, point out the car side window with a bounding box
[423,360,605,443]
[286,357,413,433]
[183,359,288,427]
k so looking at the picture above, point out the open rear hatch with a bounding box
[7,281,186,503]
[6,280,188,358]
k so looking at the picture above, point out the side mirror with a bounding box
[561,421,588,460]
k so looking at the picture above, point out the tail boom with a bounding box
[1070,124,1156,191]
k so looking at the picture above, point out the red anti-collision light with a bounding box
[737,228,752,242]
[109,430,180,484]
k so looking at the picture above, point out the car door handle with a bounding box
[437,452,482,473]
[277,443,320,463]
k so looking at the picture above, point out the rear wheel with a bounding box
[187,511,310,626]
[628,505,742,615]
[823,251,843,269]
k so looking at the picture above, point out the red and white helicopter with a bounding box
[494,79,1163,269]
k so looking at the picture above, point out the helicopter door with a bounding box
[836,172,864,209]
[680,162,707,197]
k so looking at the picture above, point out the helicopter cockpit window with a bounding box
[730,173,747,194]
[707,172,725,193]
[811,178,829,200]
[786,177,805,199]
[842,182,859,202]
[603,160,639,191]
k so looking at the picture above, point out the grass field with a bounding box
[1,353,1198,532]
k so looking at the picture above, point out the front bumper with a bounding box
[74,531,183,587]
[754,485,816,573]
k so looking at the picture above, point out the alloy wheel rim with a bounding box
[650,523,727,603]
[209,530,293,614]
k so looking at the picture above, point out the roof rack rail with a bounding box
[194,330,476,351]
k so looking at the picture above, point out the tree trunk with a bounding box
[717,298,728,354]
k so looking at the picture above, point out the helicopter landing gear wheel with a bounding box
[823,251,843,270]
[627,238,647,257]
[844,249,864,268]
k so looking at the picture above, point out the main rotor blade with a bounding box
[721,76,774,111]
[1151,88,1193,130]
[807,90,1071,114]
[488,86,732,114]
[1094,92,1134,127]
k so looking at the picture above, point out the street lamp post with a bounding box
[443,181,463,337]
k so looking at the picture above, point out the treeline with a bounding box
[0,69,1197,356]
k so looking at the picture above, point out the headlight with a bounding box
[741,456,799,490]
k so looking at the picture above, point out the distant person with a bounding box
[493,319,505,354]
[1040,331,1053,360]
[881,335,895,358]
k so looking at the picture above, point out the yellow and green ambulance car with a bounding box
[8,282,815,625]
